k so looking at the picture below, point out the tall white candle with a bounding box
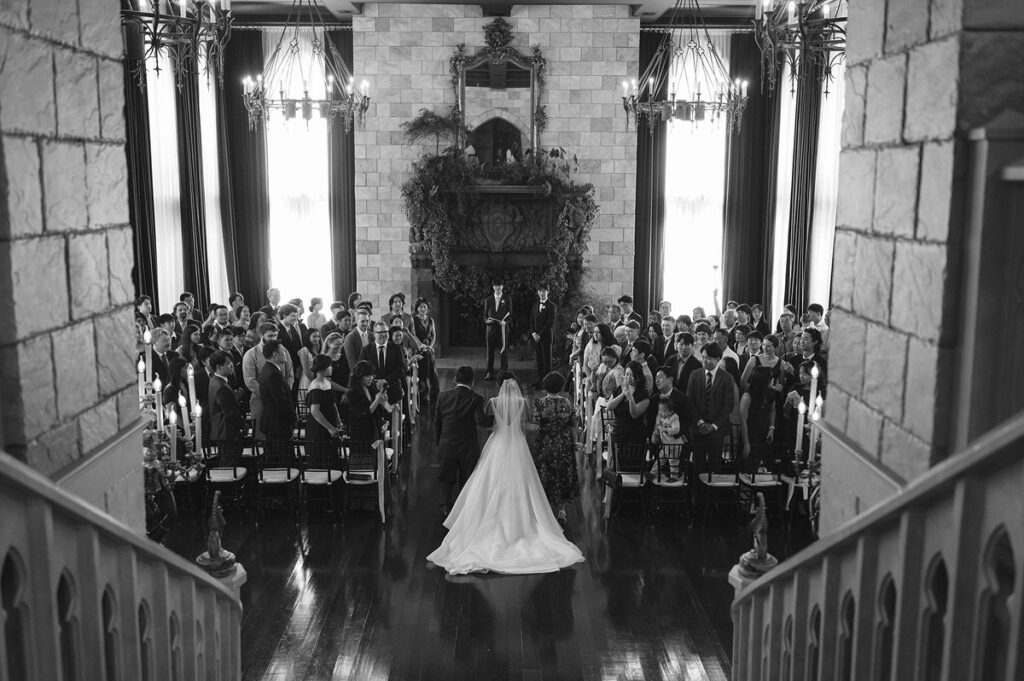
[153,377,163,431]
[194,404,202,455]
[178,393,192,441]
[810,407,821,457]
[795,400,807,454]
[187,364,198,417]
[168,411,178,463]
[808,363,819,417]
[788,0,797,24]
[138,359,146,400]
[143,330,153,384]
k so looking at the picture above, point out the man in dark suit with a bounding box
[259,287,282,320]
[258,340,295,441]
[434,365,494,516]
[613,294,644,329]
[653,316,677,365]
[145,328,178,385]
[529,287,556,388]
[276,303,307,391]
[669,332,703,393]
[180,292,204,324]
[343,309,372,371]
[484,282,512,380]
[208,350,244,455]
[686,342,736,474]
[649,366,699,438]
[619,320,641,367]
[359,322,407,403]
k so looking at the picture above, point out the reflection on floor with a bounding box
[162,370,814,681]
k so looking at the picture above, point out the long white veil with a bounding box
[493,377,525,429]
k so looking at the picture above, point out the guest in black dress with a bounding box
[412,298,439,402]
[346,360,393,443]
[605,360,651,445]
[739,367,776,462]
[305,354,342,442]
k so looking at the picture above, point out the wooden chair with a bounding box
[648,442,691,511]
[408,364,419,426]
[594,406,615,479]
[294,390,310,439]
[695,425,742,516]
[602,440,649,520]
[342,439,387,524]
[255,438,301,520]
[300,439,344,521]
[739,443,788,515]
[203,441,249,511]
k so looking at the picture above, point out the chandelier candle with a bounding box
[178,393,192,441]
[143,329,153,384]
[187,364,198,418]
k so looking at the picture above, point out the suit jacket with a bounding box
[278,321,307,374]
[343,328,369,372]
[259,304,280,320]
[434,386,493,460]
[208,374,243,443]
[258,361,294,439]
[686,367,735,434]
[647,387,699,436]
[670,354,702,394]
[484,295,513,333]
[228,348,245,391]
[145,349,180,385]
[529,301,556,341]
[613,310,644,329]
[359,342,406,401]
[652,336,673,365]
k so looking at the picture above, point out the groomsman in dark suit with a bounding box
[686,342,736,474]
[276,303,307,391]
[208,351,244,455]
[483,281,512,380]
[359,322,407,404]
[258,341,295,441]
[529,287,556,388]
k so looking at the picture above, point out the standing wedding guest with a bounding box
[228,328,247,394]
[806,303,830,351]
[144,329,178,384]
[163,357,192,424]
[360,322,407,404]
[714,328,741,385]
[208,350,244,457]
[135,296,156,330]
[584,322,614,390]
[381,293,414,329]
[739,367,776,461]
[692,305,707,322]
[320,307,347,338]
[783,361,816,450]
[588,346,625,453]
[612,325,628,355]
[605,303,620,326]
[648,367,698,440]
[606,361,651,445]
[277,304,307,391]
[306,298,327,332]
[228,293,246,323]
[343,309,372,371]
[180,292,204,323]
[687,342,735,474]
[176,324,203,368]
[347,360,392,442]
[305,354,343,442]
[668,332,702,393]
[647,310,662,326]
[529,287,556,388]
[194,347,214,441]
[412,298,438,402]
[614,295,644,329]
[172,302,191,338]
[619,321,641,367]
[247,311,266,333]
[799,328,828,388]
[298,328,322,393]
[155,314,177,346]
[629,339,657,390]
[202,305,231,344]
[320,332,350,399]
[347,292,362,311]
[658,300,673,318]
[566,307,595,372]
[260,288,282,320]
[751,303,771,336]
[655,316,676,364]
[675,314,693,334]
[258,341,294,442]
[232,305,251,329]
[243,323,293,440]
[530,372,578,526]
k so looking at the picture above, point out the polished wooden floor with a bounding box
[163,370,813,681]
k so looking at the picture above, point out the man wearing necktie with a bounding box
[686,341,735,476]
[529,287,556,388]
[359,322,407,404]
[483,281,512,380]
[276,303,307,393]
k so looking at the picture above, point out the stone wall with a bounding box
[0,0,139,488]
[822,0,1024,531]
[352,3,639,305]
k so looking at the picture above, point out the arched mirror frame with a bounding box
[453,46,542,151]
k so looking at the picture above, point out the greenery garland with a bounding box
[402,149,599,309]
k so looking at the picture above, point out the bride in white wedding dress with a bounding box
[427,377,585,575]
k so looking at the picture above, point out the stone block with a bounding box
[0,236,69,342]
[886,0,929,53]
[29,0,78,43]
[836,149,875,231]
[42,141,88,232]
[55,50,99,140]
[26,421,80,477]
[1,135,44,238]
[862,323,908,422]
[891,241,947,341]
[0,31,55,134]
[873,146,919,237]
[69,232,108,319]
[841,65,867,149]
[86,143,129,227]
[79,0,124,58]
[116,385,140,430]
[825,387,850,432]
[98,59,126,141]
[904,38,959,142]
[903,336,939,441]
[880,420,932,481]
[852,234,894,323]
[917,141,954,242]
[846,0,887,64]
[6,334,57,442]
[78,397,119,455]
[830,230,857,311]
[106,227,134,307]
[846,397,883,455]
[864,55,907,146]
[53,320,98,420]
[95,308,139,395]
[932,0,964,36]
[0,0,28,28]
[826,309,867,397]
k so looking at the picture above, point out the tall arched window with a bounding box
[57,573,80,681]
[137,602,153,681]
[837,592,856,681]
[807,605,821,681]
[170,612,182,681]
[920,557,948,681]
[782,615,793,681]
[102,587,119,681]
[976,529,1015,681]
[874,576,896,681]
[2,551,30,681]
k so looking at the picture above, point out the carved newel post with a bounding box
[738,493,779,578]
[196,491,237,578]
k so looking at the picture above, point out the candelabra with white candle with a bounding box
[168,411,178,463]
[795,400,807,456]
[138,359,146,400]
[153,377,163,431]
[178,393,192,441]
[194,404,202,455]
[186,364,198,417]
[143,329,153,383]
[808,363,820,417]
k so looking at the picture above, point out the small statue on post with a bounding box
[738,492,778,578]
[196,491,237,578]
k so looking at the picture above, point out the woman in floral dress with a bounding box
[531,371,579,526]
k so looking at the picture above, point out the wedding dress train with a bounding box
[427,379,585,575]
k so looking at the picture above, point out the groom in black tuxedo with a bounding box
[529,287,555,388]
[435,365,494,517]
[483,281,512,380]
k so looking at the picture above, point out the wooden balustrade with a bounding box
[0,452,241,681]
[731,412,1024,681]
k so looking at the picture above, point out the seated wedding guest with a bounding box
[180,292,203,323]
[347,360,392,442]
[381,293,414,329]
[605,360,651,445]
[648,366,697,441]
[587,346,625,454]
[658,300,673,318]
[260,287,281,320]
[669,332,703,392]
[306,298,327,332]
[232,305,251,329]
[172,302,191,338]
[751,303,771,336]
[277,304,307,390]
[243,322,294,440]
[135,295,155,330]
[208,350,244,456]
[739,367,777,461]
[343,309,372,370]
[305,354,343,442]
[806,303,830,352]
[675,314,693,334]
[163,357,192,423]
[686,342,735,473]
[412,297,438,402]
[347,291,362,311]
[321,332,350,398]
[175,324,203,368]
[228,292,245,323]
[258,340,294,443]
[144,328,177,384]
[614,295,644,329]
[654,316,676,364]
[298,328,322,393]
[360,322,407,404]
[629,339,656,389]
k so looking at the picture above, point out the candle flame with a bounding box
[169,410,177,424]
[153,377,162,392]
[194,404,202,417]
[178,394,187,408]
[187,364,195,377]
[143,329,152,343]
[798,401,807,414]
[137,359,145,373]
[810,364,820,378]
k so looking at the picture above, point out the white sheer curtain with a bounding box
[808,59,846,308]
[147,53,184,314]
[662,32,731,315]
[262,28,334,305]
[198,63,231,306]
[770,63,799,322]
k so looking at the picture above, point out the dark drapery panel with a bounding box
[632,32,669,316]
[222,31,271,306]
[123,53,159,307]
[722,34,772,309]
[784,67,823,315]
[328,30,357,301]
[215,80,240,295]
[175,70,211,309]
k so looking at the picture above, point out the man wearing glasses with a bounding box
[359,322,407,404]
